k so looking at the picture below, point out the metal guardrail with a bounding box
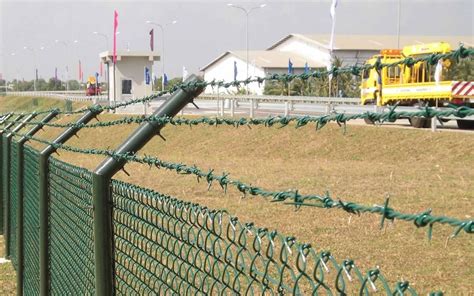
[197,94,360,105]
[6,91,108,102]
[8,91,358,105]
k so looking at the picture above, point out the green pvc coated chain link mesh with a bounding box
[23,145,41,295]
[111,180,417,295]
[9,140,19,270]
[0,137,3,235]
[48,157,95,294]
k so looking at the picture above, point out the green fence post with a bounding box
[16,110,58,296]
[0,113,21,236]
[3,113,37,259]
[92,74,204,295]
[39,107,102,296]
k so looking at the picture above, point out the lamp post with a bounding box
[54,39,79,91]
[93,31,109,50]
[10,53,22,92]
[227,3,266,95]
[23,46,37,91]
[93,31,111,100]
[146,20,177,92]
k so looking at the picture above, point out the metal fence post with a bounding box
[16,111,58,296]
[230,99,235,117]
[39,108,102,296]
[250,99,254,118]
[431,116,437,132]
[220,99,225,116]
[3,114,37,259]
[284,102,289,117]
[325,103,330,114]
[0,114,22,235]
[92,74,204,296]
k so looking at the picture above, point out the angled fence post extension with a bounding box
[39,107,102,296]
[92,74,205,296]
[16,110,58,296]
[2,113,37,258]
[0,113,14,126]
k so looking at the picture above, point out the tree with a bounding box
[67,80,81,90]
[36,78,48,91]
[445,57,473,81]
[47,78,65,91]
[166,77,183,91]
[263,58,361,98]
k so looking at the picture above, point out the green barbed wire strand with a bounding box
[1,45,472,118]
[1,104,473,131]
[6,130,473,239]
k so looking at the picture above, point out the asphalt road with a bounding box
[116,99,472,133]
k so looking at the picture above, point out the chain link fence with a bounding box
[0,144,429,295]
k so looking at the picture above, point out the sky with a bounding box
[0,0,473,81]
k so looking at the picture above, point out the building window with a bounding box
[122,80,132,94]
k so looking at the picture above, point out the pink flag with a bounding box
[78,60,82,80]
[113,10,118,64]
[100,61,103,77]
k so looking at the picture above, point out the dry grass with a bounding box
[26,113,474,294]
[2,96,474,294]
[0,236,16,295]
[0,95,89,115]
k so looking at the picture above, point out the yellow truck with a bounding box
[360,42,473,128]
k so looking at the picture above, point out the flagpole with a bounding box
[328,0,337,98]
[113,61,116,110]
[144,66,147,115]
[328,18,335,97]
[113,10,118,112]
[146,20,177,92]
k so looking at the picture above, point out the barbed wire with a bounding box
[2,105,473,131]
[6,129,472,239]
[1,45,472,118]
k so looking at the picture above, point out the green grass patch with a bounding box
[0,95,89,114]
[0,236,16,295]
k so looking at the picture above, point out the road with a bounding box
[114,99,472,133]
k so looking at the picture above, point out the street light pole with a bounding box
[227,3,266,95]
[23,46,37,91]
[54,39,79,91]
[146,20,177,92]
[55,40,70,91]
[93,31,109,50]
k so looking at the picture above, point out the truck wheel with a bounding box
[363,99,375,125]
[457,120,474,129]
[364,118,375,125]
[409,117,431,128]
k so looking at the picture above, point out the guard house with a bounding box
[100,51,160,106]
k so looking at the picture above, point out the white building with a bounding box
[201,34,472,95]
[200,50,325,95]
[100,51,160,105]
[269,34,473,66]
